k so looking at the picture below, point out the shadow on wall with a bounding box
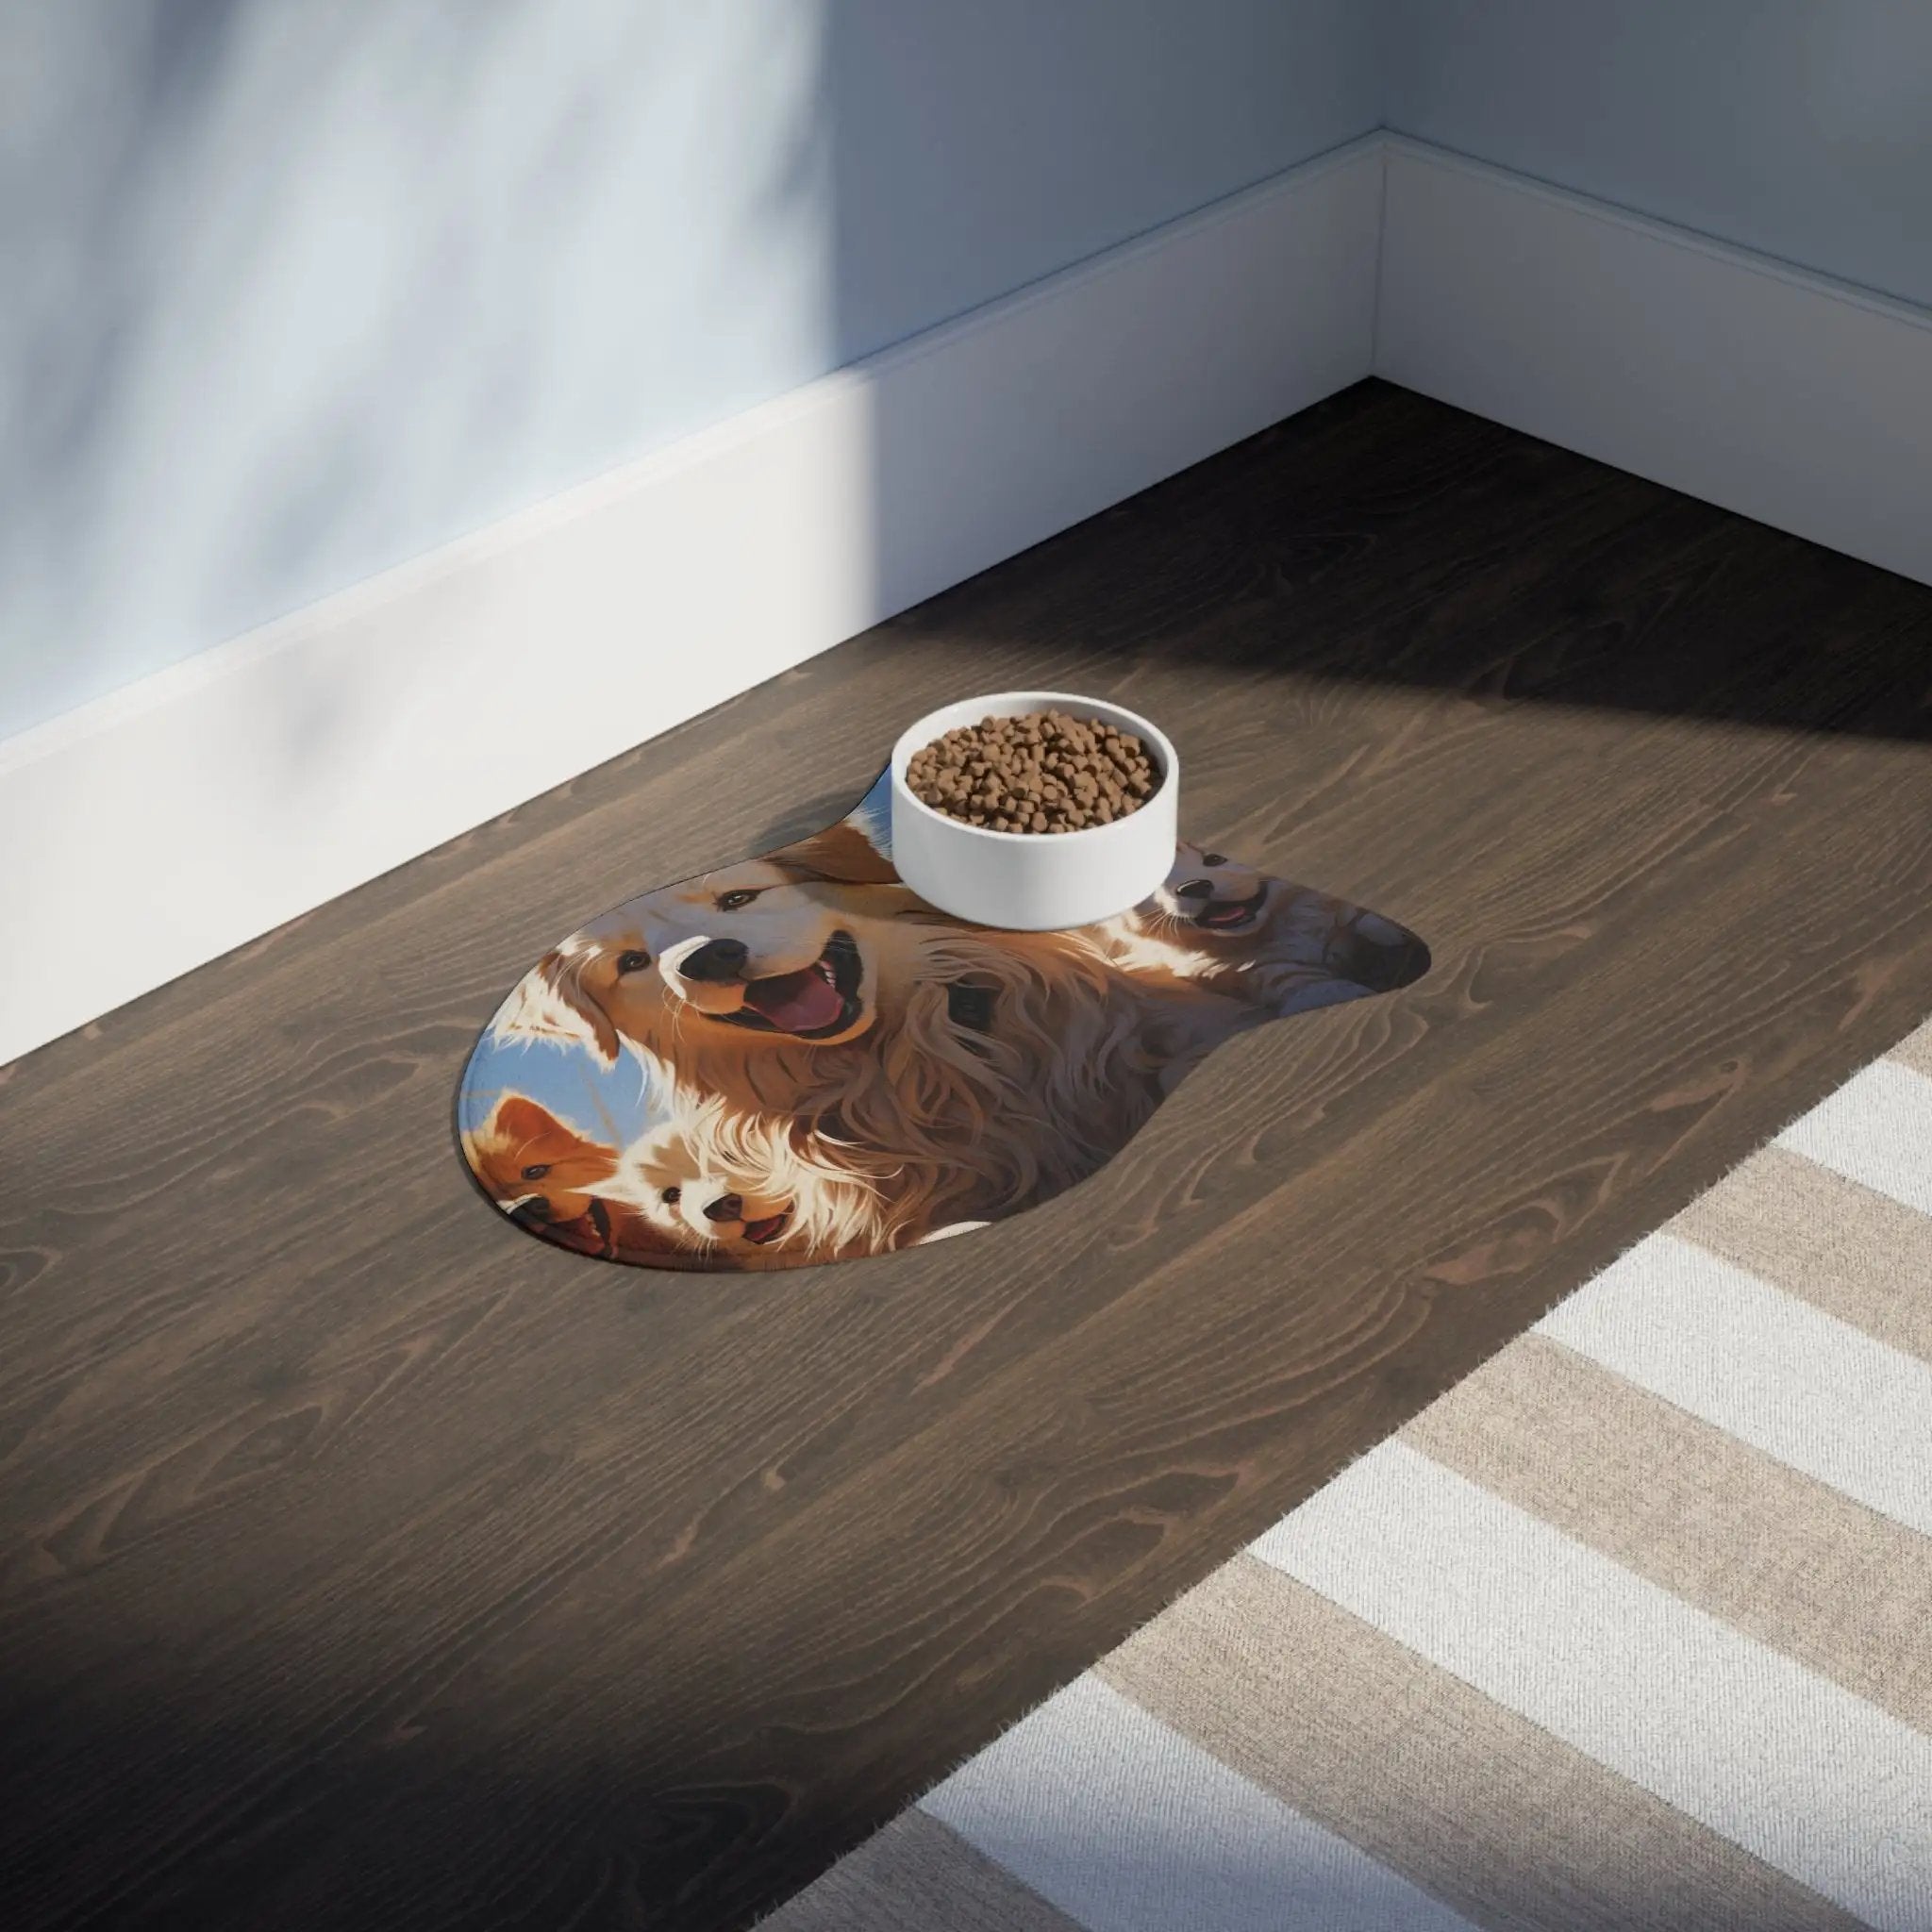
[820,0,1387,646]
[0,0,1382,748]
[818,5,1932,749]
[8,0,1932,757]
[1378,0,1932,312]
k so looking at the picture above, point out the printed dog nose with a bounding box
[681,938,750,983]
[1174,878,1213,899]
[702,1192,743,1224]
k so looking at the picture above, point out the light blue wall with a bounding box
[0,0,1378,740]
[1382,2,1932,309]
[821,0,1383,366]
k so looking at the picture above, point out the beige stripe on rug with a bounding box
[762,1020,1932,1932]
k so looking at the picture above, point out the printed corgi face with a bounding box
[1153,842,1277,934]
[463,1096,617,1224]
[625,1121,795,1255]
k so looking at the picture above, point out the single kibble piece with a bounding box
[908,710,1162,834]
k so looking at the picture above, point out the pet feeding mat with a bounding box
[456,772,1428,1271]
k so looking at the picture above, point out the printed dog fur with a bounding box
[489,832,1254,1231]
[1105,841,1427,1016]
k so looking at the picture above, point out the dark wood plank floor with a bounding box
[5,381,1931,1931]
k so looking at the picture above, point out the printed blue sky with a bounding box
[856,765,891,847]
[458,1030,659,1147]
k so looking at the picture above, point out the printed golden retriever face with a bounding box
[1134,840,1429,995]
[499,864,919,1067]
[459,774,1430,1273]
[1154,841,1274,933]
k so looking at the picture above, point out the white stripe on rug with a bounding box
[1777,1057,1932,1216]
[920,1672,1474,1932]
[1250,1441,1932,1931]
[1536,1231,1932,1536]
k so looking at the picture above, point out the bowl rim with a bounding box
[888,690,1177,846]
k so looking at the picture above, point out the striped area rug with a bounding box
[766,1021,1932,1932]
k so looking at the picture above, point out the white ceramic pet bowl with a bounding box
[889,691,1179,930]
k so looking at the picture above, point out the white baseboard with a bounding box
[1374,137,1932,590]
[0,136,1381,1067]
[9,131,1932,1064]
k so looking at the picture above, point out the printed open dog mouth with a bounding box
[716,929,864,1038]
[1180,882,1269,930]
[740,1207,792,1245]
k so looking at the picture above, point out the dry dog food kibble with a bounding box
[907,710,1160,833]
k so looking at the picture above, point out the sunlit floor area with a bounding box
[6,381,1932,1929]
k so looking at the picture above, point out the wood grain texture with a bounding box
[3,380,1931,1930]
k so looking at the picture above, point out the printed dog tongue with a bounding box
[743,962,844,1033]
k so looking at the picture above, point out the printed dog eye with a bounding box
[521,1162,551,1180]
[715,889,761,911]
[616,950,650,974]
[661,1186,681,1205]
[1201,852,1227,867]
